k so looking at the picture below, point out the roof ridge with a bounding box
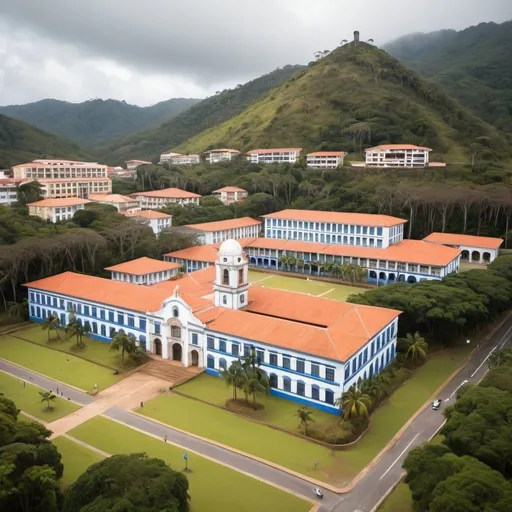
[354,306,370,339]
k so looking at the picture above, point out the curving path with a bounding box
[1,314,512,512]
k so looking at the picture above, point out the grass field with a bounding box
[459,261,488,272]
[248,270,367,301]
[0,334,121,392]
[140,345,470,485]
[52,436,105,487]
[69,416,311,512]
[0,371,80,421]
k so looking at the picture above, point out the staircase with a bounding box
[140,359,204,387]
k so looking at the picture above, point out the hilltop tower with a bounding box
[354,30,360,45]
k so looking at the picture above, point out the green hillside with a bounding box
[96,65,304,164]
[385,21,512,132]
[0,114,93,168]
[0,97,200,147]
[172,42,512,164]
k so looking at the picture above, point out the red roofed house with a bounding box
[182,217,261,244]
[89,193,140,212]
[105,257,181,284]
[133,188,201,209]
[25,238,401,414]
[123,210,172,234]
[307,151,346,169]
[423,232,503,264]
[28,197,91,222]
[204,148,240,164]
[246,148,302,165]
[365,144,432,168]
[212,186,248,205]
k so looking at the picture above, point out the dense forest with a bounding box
[0,97,200,147]
[385,21,512,133]
[95,65,304,164]
[169,42,512,166]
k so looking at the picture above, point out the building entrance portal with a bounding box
[172,343,182,361]
[154,338,162,356]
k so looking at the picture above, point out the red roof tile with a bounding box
[27,198,91,207]
[105,257,181,275]
[423,232,503,250]
[135,188,201,198]
[365,144,432,151]
[185,217,260,232]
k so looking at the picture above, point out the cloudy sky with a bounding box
[0,0,510,107]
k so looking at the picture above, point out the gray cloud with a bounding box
[0,0,510,106]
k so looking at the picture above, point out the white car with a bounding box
[432,399,442,411]
[314,488,323,499]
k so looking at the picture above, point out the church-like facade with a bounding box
[25,240,400,413]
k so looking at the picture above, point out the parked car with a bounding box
[432,399,442,410]
[314,488,324,499]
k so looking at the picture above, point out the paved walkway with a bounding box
[2,313,511,512]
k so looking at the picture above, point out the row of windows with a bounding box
[267,219,385,236]
[266,230,385,247]
[206,336,336,382]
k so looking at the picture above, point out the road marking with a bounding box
[449,379,468,399]
[470,323,512,378]
[317,288,335,297]
[379,433,420,480]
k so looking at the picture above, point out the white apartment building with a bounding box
[105,257,181,285]
[0,178,21,205]
[134,188,201,209]
[27,198,90,222]
[125,160,152,170]
[364,145,432,168]
[89,193,140,212]
[246,148,302,165]
[160,153,201,166]
[204,149,240,164]
[212,186,248,205]
[35,178,112,199]
[306,151,346,169]
[123,210,172,235]
[183,217,261,244]
[159,152,182,164]
[263,209,406,249]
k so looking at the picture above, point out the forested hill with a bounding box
[0,114,93,168]
[170,41,512,165]
[96,65,305,164]
[385,21,512,132]
[0,97,200,147]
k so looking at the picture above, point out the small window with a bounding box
[192,333,198,345]
[269,353,278,366]
[312,385,320,400]
[223,295,227,305]
[239,268,244,284]
[207,336,215,349]
[297,381,305,396]
[173,307,179,318]
[257,349,264,364]
[296,359,305,373]
[231,344,239,356]
[326,368,335,382]
[171,325,181,339]
[219,339,226,352]
[283,377,291,392]
[223,269,229,285]
[282,356,290,369]
[240,294,245,304]
[311,364,320,377]
[219,358,227,370]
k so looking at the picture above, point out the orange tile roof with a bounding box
[247,148,302,154]
[423,232,503,250]
[126,160,152,164]
[185,217,260,232]
[262,209,406,227]
[32,178,110,183]
[307,152,346,157]
[105,257,181,275]
[27,198,91,207]
[151,266,216,298]
[89,193,139,204]
[212,186,247,193]
[13,161,106,168]
[206,149,240,153]
[164,245,218,263]
[135,188,201,198]
[365,144,432,151]
[123,210,171,219]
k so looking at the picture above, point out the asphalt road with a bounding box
[1,313,511,511]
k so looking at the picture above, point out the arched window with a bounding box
[311,385,320,400]
[101,324,106,337]
[283,376,291,392]
[269,373,278,388]
[223,269,229,285]
[139,335,147,349]
[240,294,245,304]
[223,295,227,305]
[171,325,181,339]
[296,381,305,396]
[325,389,334,405]
[207,355,215,369]
[219,358,227,370]
[172,306,179,318]
[239,268,244,284]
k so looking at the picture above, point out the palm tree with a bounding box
[7,299,28,322]
[399,332,428,365]
[295,406,314,436]
[65,320,87,348]
[221,360,244,400]
[41,315,60,341]
[110,331,136,363]
[336,385,372,420]
[242,369,270,408]
[488,349,512,370]
[39,391,56,411]
[17,180,44,205]
[360,378,385,402]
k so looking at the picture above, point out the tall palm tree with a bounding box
[295,406,314,436]
[242,369,270,408]
[360,378,385,402]
[221,360,244,400]
[336,385,372,420]
[41,315,60,341]
[110,331,136,363]
[39,391,56,411]
[7,299,28,322]
[399,332,428,365]
[488,349,512,370]
[17,181,44,205]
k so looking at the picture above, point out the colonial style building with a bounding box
[27,198,90,222]
[159,152,182,164]
[133,188,201,209]
[164,245,218,273]
[423,232,503,264]
[212,186,248,205]
[25,239,401,413]
[122,210,172,234]
[89,193,140,212]
[160,154,201,166]
[306,151,346,169]
[246,148,302,165]
[204,149,240,164]
[105,257,181,284]
[181,217,261,245]
[364,145,432,168]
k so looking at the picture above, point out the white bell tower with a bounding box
[214,239,250,310]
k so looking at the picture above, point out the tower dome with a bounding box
[218,239,243,258]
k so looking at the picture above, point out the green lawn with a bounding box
[0,371,80,421]
[248,270,367,301]
[0,335,121,392]
[11,325,140,371]
[52,436,105,487]
[140,346,470,485]
[459,261,488,272]
[69,416,311,512]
